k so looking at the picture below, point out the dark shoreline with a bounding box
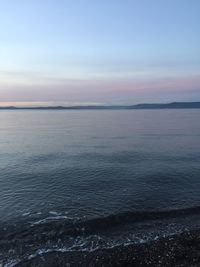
[1,101,200,110]
[15,229,200,267]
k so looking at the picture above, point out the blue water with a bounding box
[0,109,200,264]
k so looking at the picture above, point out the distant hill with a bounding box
[127,102,200,109]
[0,102,200,110]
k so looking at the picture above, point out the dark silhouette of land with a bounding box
[0,102,200,110]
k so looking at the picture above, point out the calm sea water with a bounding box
[0,109,200,264]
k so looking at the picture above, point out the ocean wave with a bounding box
[28,205,200,235]
[1,228,190,267]
[1,206,200,266]
[2,206,200,241]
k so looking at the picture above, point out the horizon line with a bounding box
[0,101,200,110]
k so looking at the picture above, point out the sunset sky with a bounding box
[0,0,200,106]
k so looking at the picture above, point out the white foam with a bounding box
[31,215,69,225]
[3,233,151,267]
[3,259,20,267]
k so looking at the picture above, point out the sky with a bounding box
[0,0,200,106]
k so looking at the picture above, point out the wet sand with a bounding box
[16,230,200,267]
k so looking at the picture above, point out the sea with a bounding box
[0,109,200,266]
